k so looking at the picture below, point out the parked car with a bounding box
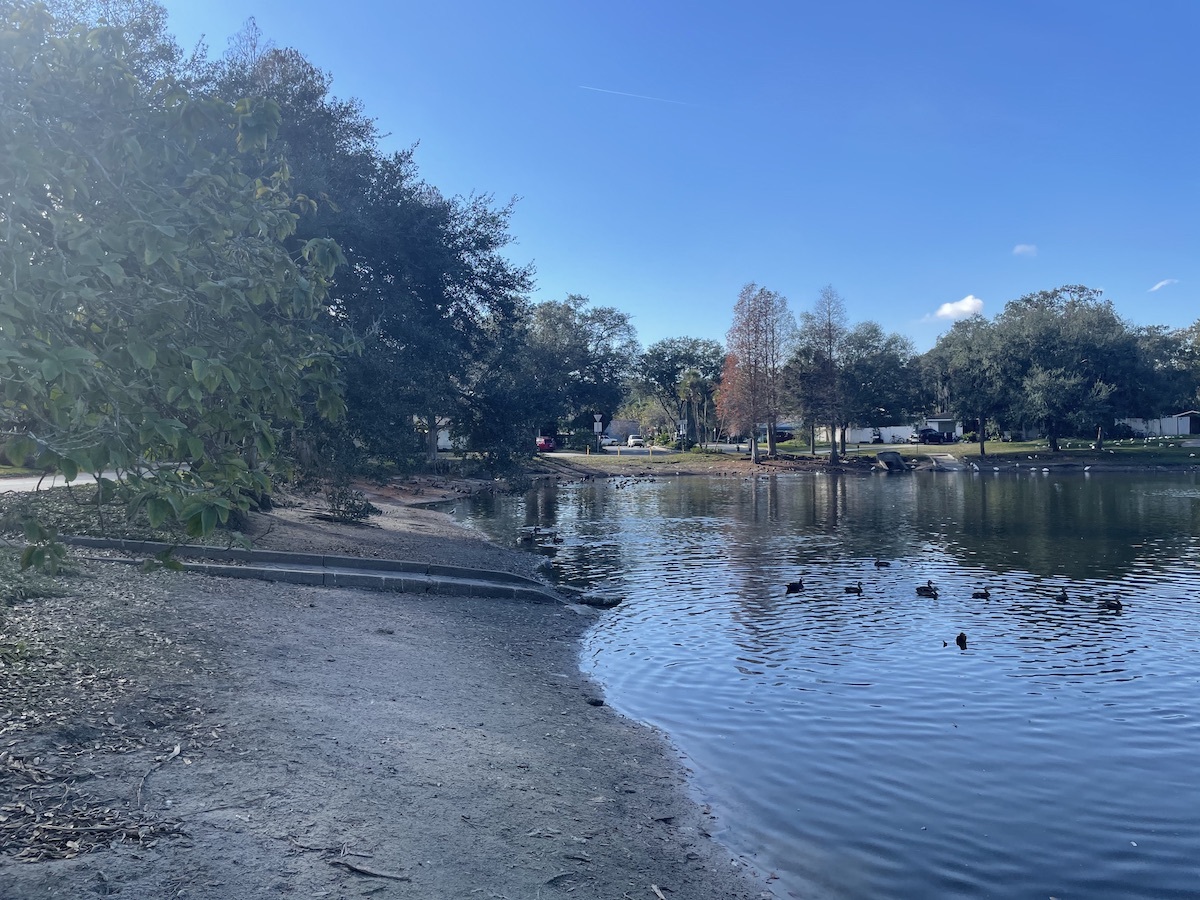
[600,436,620,447]
[627,434,645,447]
[909,428,944,444]
[774,430,794,443]
[536,435,555,452]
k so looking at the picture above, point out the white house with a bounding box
[1116,411,1200,437]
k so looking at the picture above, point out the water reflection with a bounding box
[470,471,1200,584]
[458,472,1200,899]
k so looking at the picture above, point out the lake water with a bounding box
[458,470,1200,898]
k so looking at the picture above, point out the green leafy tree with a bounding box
[212,31,533,469]
[794,286,848,462]
[525,296,638,442]
[840,321,920,441]
[40,0,190,84]
[780,343,823,454]
[0,5,346,539]
[1131,324,1200,419]
[638,337,724,445]
[926,316,1005,455]
[991,286,1144,450]
[677,367,720,447]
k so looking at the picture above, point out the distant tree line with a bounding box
[717,281,1200,458]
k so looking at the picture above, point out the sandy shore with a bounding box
[0,495,772,899]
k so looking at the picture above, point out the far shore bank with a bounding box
[389,445,1200,506]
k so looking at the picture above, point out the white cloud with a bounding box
[934,295,984,320]
[1012,244,1038,257]
[1149,279,1179,292]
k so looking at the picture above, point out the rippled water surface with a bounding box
[459,471,1200,898]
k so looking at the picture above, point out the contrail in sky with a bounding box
[579,85,693,106]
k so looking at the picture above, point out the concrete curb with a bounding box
[64,536,565,605]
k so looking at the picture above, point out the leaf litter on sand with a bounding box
[0,561,216,863]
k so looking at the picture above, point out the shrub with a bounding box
[323,483,380,523]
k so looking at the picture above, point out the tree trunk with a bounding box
[766,415,777,457]
[750,435,759,463]
[1048,428,1060,453]
[1095,424,1104,451]
[827,421,839,464]
[425,416,440,464]
[839,423,847,457]
[978,412,987,457]
[809,422,816,456]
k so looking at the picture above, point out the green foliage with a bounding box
[839,321,921,428]
[209,35,535,473]
[637,337,724,445]
[0,549,68,605]
[322,482,379,523]
[0,482,244,558]
[18,520,67,574]
[0,5,347,538]
[140,547,185,573]
[925,315,1006,454]
[925,286,1193,453]
[526,296,639,427]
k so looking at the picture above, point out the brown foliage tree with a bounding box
[717,283,796,460]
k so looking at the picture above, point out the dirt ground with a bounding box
[0,490,775,900]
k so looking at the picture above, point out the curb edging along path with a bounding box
[63,536,566,605]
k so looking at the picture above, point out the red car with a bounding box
[536,436,555,452]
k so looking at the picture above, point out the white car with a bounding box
[627,434,645,447]
[600,436,620,446]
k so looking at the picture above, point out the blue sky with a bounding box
[160,1,1199,351]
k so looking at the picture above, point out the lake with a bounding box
[457,470,1200,898]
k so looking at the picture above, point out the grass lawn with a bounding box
[0,465,38,477]
[659,435,1200,469]
[942,436,1200,467]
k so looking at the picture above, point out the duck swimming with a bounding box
[785,580,804,595]
[1053,588,1069,603]
[971,588,990,600]
[916,580,938,597]
[844,581,863,594]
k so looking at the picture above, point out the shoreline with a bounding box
[0,499,773,899]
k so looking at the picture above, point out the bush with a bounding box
[323,483,380,523]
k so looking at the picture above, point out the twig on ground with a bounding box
[327,858,411,881]
[287,837,334,853]
[136,744,180,808]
